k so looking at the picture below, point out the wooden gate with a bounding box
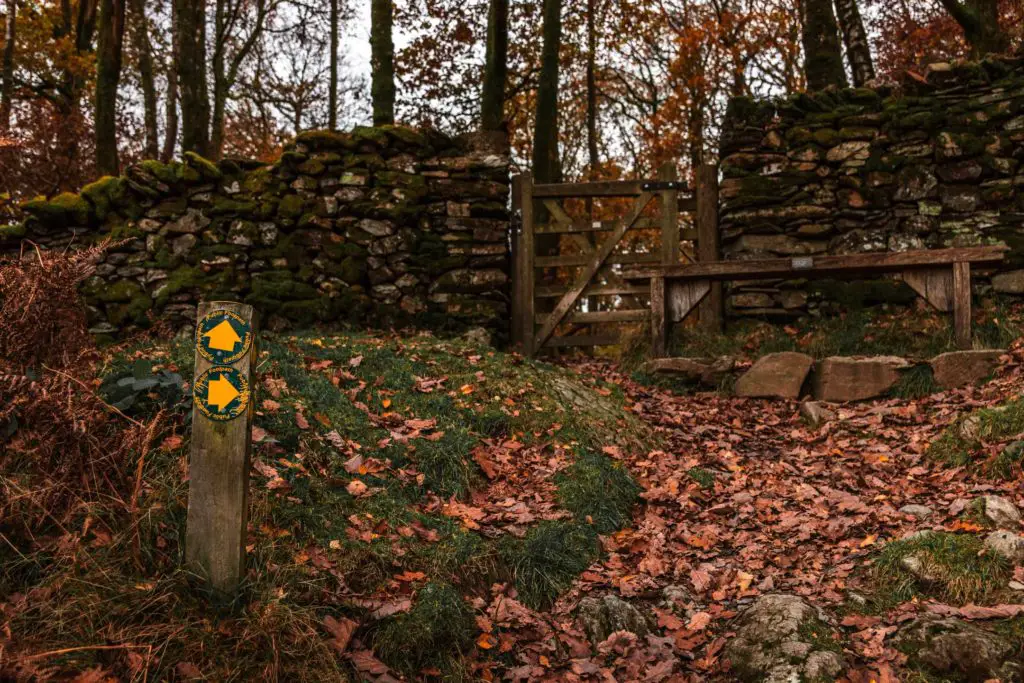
[511,164,720,355]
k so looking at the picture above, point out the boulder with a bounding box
[812,356,911,402]
[930,350,1003,389]
[984,530,1024,563]
[980,495,1021,529]
[723,594,844,683]
[734,352,814,400]
[895,616,1021,682]
[992,270,1024,294]
[645,356,735,387]
[576,595,652,645]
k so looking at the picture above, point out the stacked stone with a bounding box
[3,126,512,340]
[719,56,1024,318]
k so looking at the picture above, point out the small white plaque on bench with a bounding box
[593,221,602,229]
[792,256,814,270]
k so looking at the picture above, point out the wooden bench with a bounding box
[622,246,1008,356]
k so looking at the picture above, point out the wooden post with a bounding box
[185,301,257,594]
[696,164,722,332]
[659,162,679,266]
[650,275,667,357]
[516,173,536,356]
[510,174,523,348]
[952,261,971,350]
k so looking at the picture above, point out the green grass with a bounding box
[556,450,641,533]
[871,532,1011,606]
[3,328,654,680]
[687,466,716,489]
[928,397,1024,479]
[371,582,476,679]
[888,364,940,399]
[499,520,601,609]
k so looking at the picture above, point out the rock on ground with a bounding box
[576,594,652,645]
[812,356,910,402]
[723,594,844,682]
[930,350,1003,389]
[461,326,492,347]
[644,357,735,387]
[984,530,1024,563]
[899,504,934,520]
[734,352,814,400]
[800,400,835,428]
[981,495,1021,529]
[895,615,1022,682]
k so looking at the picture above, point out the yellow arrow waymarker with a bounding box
[204,319,243,352]
[207,373,241,411]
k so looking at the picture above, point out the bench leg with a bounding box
[651,276,667,357]
[952,261,971,350]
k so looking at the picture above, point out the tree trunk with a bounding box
[834,0,874,86]
[209,0,225,158]
[328,0,338,130]
[532,0,561,184]
[95,0,125,175]
[176,0,209,156]
[585,0,598,178]
[1,0,15,134]
[480,0,508,131]
[939,0,1008,58]
[800,0,847,90]
[129,0,158,158]
[161,0,178,161]
[370,0,394,126]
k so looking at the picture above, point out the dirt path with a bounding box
[506,350,1024,681]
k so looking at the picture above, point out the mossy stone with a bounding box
[379,125,428,148]
[294,130,355,150]
[93,278,144,303]
[250,271,320,300]
[138,160,180,186]
[81,176,125,221]
[183,151,223,181]
[297,158,326,175]
[23,192,91,227]
[0,222,27,240]
[278,194,306,218]
[351,126,391,148]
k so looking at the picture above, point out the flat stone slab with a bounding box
[734,352,813,399]
[930,349,1004,389]
[812,356,910,402]
[645,357,735,387]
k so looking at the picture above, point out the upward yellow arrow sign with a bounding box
[203,320,242,352]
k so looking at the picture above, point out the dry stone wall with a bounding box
[719,56,1024,318]
[1,126,511,340]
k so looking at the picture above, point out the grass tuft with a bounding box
[371,582,476,678]
[556,451,641,534]
[928,398,1024,479]
[888,364,939,399]
[687,466,716,489]
[500,521,600,609]
[871,532,1010,606]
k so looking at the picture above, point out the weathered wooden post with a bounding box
[696,164,723,333]
[185,301,257,594]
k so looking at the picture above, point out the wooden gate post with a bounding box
[696,164,722,332]
[659,162,680,266]
[185,301,257,594]
[512,173,536,355]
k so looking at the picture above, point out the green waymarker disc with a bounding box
[196,309,253,364]
[193,366,250,422]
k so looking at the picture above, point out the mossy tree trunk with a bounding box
[480,0,508,131]
[95,0,125,175]
[370,0,395,126]
[834,0,874,86]
[328,0,339,130]
[532,0,561,185]
[800,0,847,90]
[129,0,158,158]
[939,0,1008,59]
[1,0,14,134]
[176,0,210,156]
